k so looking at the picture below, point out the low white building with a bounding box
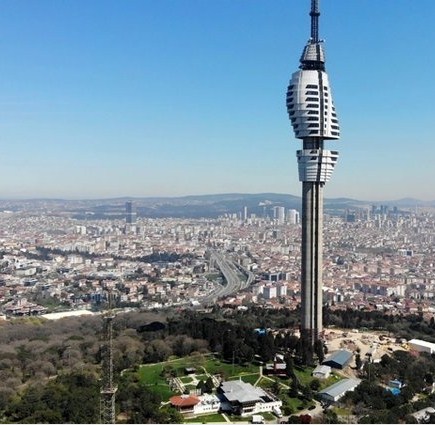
[218,380,282,416]
[409,339,435,354]
[312,365,331,379]
[194,393,221,415]
[412,407,435,423]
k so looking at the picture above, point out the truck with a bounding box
[251,415,264,424]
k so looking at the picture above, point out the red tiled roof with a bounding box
[170,395,200,407]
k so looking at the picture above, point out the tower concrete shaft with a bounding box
[301,179,323,343]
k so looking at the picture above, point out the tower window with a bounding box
[307,117,318,121]
[305,97,319,101]
[306,104,318,108]
[306,84,318,89]
[307,110,319,115]
[305,91,318,95]
[308,123,319,128]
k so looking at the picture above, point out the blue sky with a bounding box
[0,0,434,201]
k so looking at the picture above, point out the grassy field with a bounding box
[184,413,225,423]
[138,362,168,386]
[256,376,276,390]
[286,396,306,412]
[294,366,314,386]
[228,372,260,385]
[204,358,259,377]
[137,362,175,399]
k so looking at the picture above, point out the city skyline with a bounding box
[0,0,434,200]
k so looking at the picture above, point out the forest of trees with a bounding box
[0,305,435,422]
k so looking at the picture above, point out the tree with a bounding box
[314,340,325,364]
[355,353,362,370]
[309,378,321,391]
[196,380,206,395]
[271,379,281,395]
[4,372,99,423]
[205,377,214,394]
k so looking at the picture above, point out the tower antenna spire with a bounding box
[310,0,320,42]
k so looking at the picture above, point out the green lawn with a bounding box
[184,413,225,423]
[256,376,275,389]
[294,366,314,386]
[262,412,276,420]
[204,359,258,377]
[226,414,248,422]
[144,383,175,400]
[138,363,168,386]
[195,374,209,381]
[137,363,175,400]
[180,376,194,384]
[228,373,260,385]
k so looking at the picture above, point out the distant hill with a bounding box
[0,193,432,219]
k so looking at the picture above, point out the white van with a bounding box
[273,407,283,418]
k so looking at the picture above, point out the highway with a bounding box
[201,250,254,304]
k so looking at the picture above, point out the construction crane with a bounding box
[100,289,117,424]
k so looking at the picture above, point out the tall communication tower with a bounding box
[100,290,117,424]
[286,0,340,347]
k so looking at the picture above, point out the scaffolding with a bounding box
[100,291,117,424]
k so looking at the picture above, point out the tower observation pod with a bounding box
[286,0,340,347]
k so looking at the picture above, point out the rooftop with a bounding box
[319,378,361,399]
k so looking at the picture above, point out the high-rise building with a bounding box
[286,0,340,345]
[125,201,136,225]
[276,206,286,224]
[243,206,248,221]
[287,209,300,225]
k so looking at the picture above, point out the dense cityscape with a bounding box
[2,201,435,320]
